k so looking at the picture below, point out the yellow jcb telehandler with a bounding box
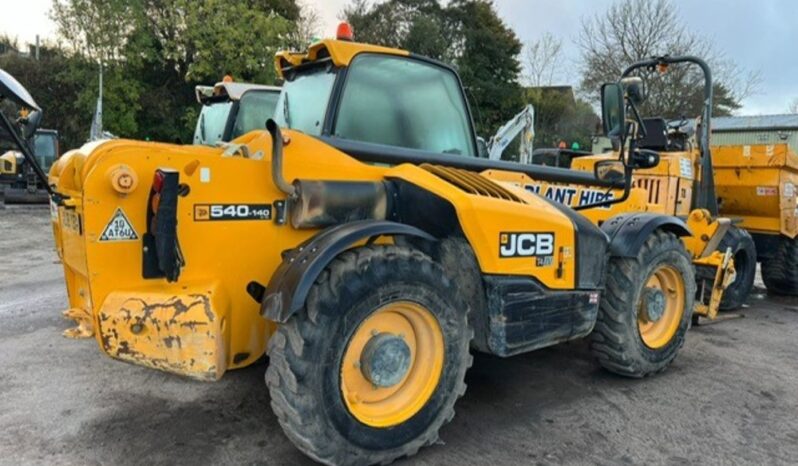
[1,34,728,465]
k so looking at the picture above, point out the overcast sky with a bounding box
[4,0,796,114]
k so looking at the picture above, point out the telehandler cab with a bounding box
[193,80,280,146]
[5,33,709,465]
[521,56,742,314]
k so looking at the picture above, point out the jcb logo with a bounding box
[499,232,554,257]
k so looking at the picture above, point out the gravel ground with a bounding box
[1,207,798,465]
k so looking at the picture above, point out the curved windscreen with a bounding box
[231,90,280,139]
[333,54,474,157]
[193,101,233,145]
[274,66,336,136]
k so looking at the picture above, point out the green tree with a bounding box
[49,0,305,144]
[525,87,598,150]
[447,0,523,137]
[0,45,140,149]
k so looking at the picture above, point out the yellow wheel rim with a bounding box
[340,301,444,428]
[637,265,685,349]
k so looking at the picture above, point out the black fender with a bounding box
[260,220,436,322]
[601,213,691,258]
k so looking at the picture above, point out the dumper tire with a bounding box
[265,244,472,466]
[590,230,695,378]
[762,235,798,296]
[718,226,756,310]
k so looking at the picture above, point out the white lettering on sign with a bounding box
[499,232,555,258]
[524,184,614,207]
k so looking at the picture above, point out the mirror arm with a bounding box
[627,101,647,139]
[573,170,631,211]
[574,130,632,211]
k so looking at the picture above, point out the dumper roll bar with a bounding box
[621,56,718,216]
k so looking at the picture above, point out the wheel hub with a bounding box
[360,332,412,388]
[641,287,666,322]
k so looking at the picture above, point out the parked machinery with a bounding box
[2,34,732,465]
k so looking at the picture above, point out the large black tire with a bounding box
[762,235,798,296]
[717,226,757,310]
[266,245,472,466]
[590,230,695,378]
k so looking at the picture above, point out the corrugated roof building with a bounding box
[711,114,798,150]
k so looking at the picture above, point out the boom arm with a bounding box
[487,104,535,163]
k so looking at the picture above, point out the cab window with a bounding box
[333,54,474,157]
[231,90,280,139]
[194,101,232,145]
[33,133,57,170]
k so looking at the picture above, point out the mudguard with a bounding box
[601,213,691,258]
[260,220,436,322]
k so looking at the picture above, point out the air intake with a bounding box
[420,164,525,203]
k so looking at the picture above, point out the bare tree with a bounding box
[576,0,761,117]
[50,0,138,62]
[524,32,564,86]
[789,97,798,114]
[291,1,322,48]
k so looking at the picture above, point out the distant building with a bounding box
[0,40,19,56]
[711,114,798,151]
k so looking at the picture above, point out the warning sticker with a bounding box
[99,208,139,242]
[679,158,694,179]
[50,201,59,222]
[756,186,778,197]
[785,183,796,198]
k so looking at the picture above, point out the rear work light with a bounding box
[144,168,184,282]
[152,170,166,193]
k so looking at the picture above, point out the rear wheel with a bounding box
[717,226,756,310]
[590,230,695,377]
[762,235,798,296]
[266,245,471,466]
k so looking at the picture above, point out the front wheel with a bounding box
[590,230,695,378]
[761,235,798,296]
[717,226,756,310]
[266,245,471,466]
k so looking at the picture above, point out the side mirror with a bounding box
[600,83,625,138]
[476,136,489,158]
[630,148,660,169]
[594,159,626,182]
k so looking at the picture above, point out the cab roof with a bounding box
[275,39,409,78]
[195,82,280,104]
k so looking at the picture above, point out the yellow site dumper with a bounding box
[713,143,798,294]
